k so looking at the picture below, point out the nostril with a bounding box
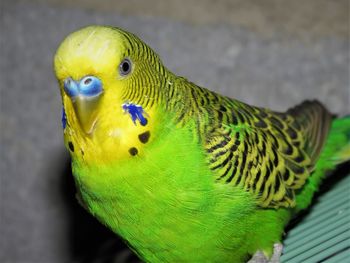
[84,78,92,85]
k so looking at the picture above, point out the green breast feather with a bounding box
[54,25,350,262]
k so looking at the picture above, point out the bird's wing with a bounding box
[204,100,332,208]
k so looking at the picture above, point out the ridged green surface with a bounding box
[281,175,350,262]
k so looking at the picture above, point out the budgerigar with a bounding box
[54,26,350,262]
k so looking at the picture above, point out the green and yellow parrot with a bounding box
[54,26,350,262]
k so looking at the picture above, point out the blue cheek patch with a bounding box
[122,102,148,126]
[61,107,67,129]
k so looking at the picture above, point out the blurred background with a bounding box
[1,0,349,262]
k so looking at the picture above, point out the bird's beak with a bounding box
[72,95,101,134]
[63,76,103,134]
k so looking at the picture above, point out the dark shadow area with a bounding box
[285,161,350,232]
[61,158,141,263]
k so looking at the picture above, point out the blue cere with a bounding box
[63,77,79,98]
[63,76,103,98]
[61,107,67,129]
[78,76,103,97]
[122,102,148,126]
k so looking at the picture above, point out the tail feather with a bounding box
[320,115,350,165]
[295,115,350,211]
[287,100,333,166]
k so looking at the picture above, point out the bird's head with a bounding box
[54,26,169,163]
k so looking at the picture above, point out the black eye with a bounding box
[119,58,132,76]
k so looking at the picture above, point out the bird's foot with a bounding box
[269,243,283,263]
[248,243,283,263]
[248,250,268,263]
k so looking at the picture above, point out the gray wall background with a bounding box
[1,0,349,262]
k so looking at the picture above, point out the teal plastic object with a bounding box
[281,174,350,262]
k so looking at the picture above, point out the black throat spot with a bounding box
[138,131,151,144]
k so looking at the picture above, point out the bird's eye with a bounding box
[119,58,132,76]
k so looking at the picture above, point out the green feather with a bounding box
[295,116,350,211]
[73,117,262,262]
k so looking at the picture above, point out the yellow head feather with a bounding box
[54,26,160,164]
